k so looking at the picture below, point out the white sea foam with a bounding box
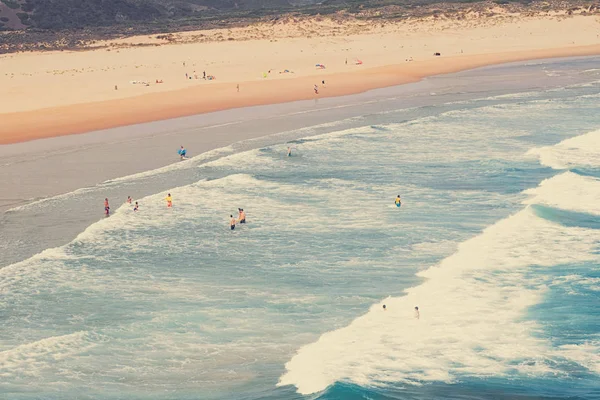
[102,145,236,185]
[0,332,100,378]
[278,203,600,394]
[558,343,600,374]
[279,131,600,394]
[523,171,600,215]
[527,129,600,170]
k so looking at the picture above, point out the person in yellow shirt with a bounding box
[395,195,402,208]
[165,193,172,208]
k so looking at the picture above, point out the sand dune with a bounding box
[1,12,599,143]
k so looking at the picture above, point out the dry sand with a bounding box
[1,11,600,144]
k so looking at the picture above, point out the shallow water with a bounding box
[1,58,599,399]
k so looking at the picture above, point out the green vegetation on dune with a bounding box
[0,0,597,53]
[13,0,547,31]
[1,0,21,10]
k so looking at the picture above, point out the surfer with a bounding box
[238,208,246,224]
[165,193,172,208]
[127,196,132,204]
[134,201,139,211]
[178,146,187,160]
[230,215,236,230]
[414,306,420,319]
[287,147,292,157]
[395,195,402,208]
[104,198,110,216]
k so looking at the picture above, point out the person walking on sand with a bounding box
[165,193,172,208]
[178,145,187,160]
[104,198,110,216]
[230,215,236,230]
[236,84,240,92]
[314,85,319,95]
[203,71,206,79]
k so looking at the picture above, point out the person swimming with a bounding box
[178,146,187,160]
[133,201,139,211]
[395,195,402,208]
[238,208,246,224]
[287,147,292,157]
[104,198,110,216]
[165,193,172,208]
[414,306,420,319]
[127,196,132,204]
[230,215,236,230]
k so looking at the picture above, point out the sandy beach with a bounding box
[1,10,600,143]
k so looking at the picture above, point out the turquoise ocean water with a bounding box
[1,58,599,399]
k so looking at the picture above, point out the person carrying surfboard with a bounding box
[178,146,187,160]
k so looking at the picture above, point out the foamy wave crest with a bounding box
[102,145,235,185]
[527,129,600,170]
[0,332,101,378]
[278,205,600,394]
[523,172,600,215]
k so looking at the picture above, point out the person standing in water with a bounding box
[104,198,110,216]
[165,193,172,208]
[127,196,132,204]
[287,147,292,157]
[395,195,402,208]
[238,209,246,224]
[414,306,420,319]
[230,215,236,230]
[133,202,139,211]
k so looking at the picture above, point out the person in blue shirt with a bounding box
[178,146,187,160]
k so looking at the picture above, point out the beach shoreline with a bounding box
[1,13,599,144]
[0,52,598,276]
